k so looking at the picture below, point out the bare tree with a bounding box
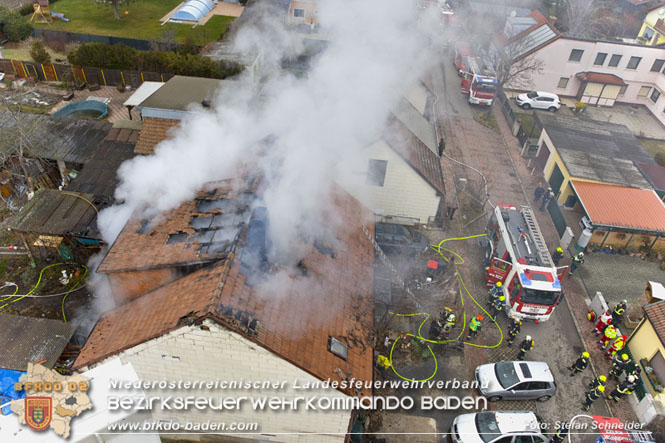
[561,0,601,38]
[491,36,545,92]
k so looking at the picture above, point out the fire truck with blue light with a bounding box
[460,55,498,106]
[484,203,567,323]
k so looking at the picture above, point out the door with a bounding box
[548,164,564,197]
[534,142,550,172]
[563,194,577,209]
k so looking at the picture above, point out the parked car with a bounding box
[475,361,556,402]
[450,411,548,443]
[515,91,561,111]
[375,222,429,256]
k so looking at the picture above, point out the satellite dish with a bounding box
[510,10,516,17]
[660,8,665,15]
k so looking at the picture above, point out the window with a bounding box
[328,337,348,360]
[642,27,655,42]
[367,159,388,186]
[627,56,642,69]
[557,77,569,89]
[649,351,665,387]
[569,49,584,62]
[619,85,628,95]
[293,8,305,17]
[638,85,651,98]
[594,52,607,66]
[608,54,622,67]
[651,88,661,103]
[652,59,665,72]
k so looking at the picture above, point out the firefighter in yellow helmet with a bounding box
[569,351,590,376]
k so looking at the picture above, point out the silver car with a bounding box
[450,411,549,443]
[475,361,557,402]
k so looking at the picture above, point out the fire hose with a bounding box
[387,234,504,382]
[0,262,88,322]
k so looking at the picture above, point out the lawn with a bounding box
[34,0,234,45]
[638,137,665,163]
[515,112,542,139]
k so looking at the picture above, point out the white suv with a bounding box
[515,91,561,111]
[451,411,548,443]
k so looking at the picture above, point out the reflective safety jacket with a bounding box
[604,326,618,340]
[469,318,481,331]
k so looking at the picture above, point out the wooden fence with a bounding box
[0,58,174,88]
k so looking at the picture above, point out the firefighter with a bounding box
[608,376,636,402]
[582,384,605,411]
[490,295,505,321]
[610,353,631,378]
[568,351,590,376]
[612,300,628,326]
[488,281,502,306]
[592,310,613,335]
[375,354,391,379]
[507,318,522,346]
[588,374,607,391]
[539,188,553,211]
[517,336,534,361]
[552,247,564,266]
[567,252,584,277]
[534,183,545,202]
[599,324,618,349]
[606,335,627,359]
[466,315,482,340]
[550,423,569,443]
[441,311,456,338]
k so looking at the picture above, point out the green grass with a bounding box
[638,137,665,163]
[10,104,55,114]
[2,45,68,62]
[516,112,542,139]
[34,0,234,45]
[474,109,498,131]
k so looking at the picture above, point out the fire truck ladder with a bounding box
[520,206,553,267]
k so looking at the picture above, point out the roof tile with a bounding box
[134,118,181,155]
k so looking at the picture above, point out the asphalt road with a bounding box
[421,42,611,437]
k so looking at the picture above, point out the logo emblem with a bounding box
[25,397,52,431]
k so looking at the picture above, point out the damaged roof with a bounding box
[536,113,654,188]
[392,97,437,155]
[97,179,256,273]
[0,111,111,164]
[0,314,73,371]
[74,184,375,395]
[7,189,100,238]
[66,128,139,200]
[134,117,181,155]
[385,114,445,195]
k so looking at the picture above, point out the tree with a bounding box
[0,6,33,41]
[560,0,601,38]
[102,0,139,21]
[30,40,51,65]
[491,36,545,92]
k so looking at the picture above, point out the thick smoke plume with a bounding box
[98,0,440,261]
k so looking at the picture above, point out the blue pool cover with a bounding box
[170,0,215,22]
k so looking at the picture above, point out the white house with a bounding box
[73,179,375,442]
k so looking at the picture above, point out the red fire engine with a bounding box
[485,203,566,323]
[460,56,497,106]
[453,42,473,75]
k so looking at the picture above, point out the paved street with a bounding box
[418,43,616,436]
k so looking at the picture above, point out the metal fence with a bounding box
[33,29,181,52]
[0,58,174,88]
[496,88,516,127]
[547,198,567,238]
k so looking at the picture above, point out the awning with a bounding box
[122,81,164,107]
[571,180,665,233]
[576,71,626,86]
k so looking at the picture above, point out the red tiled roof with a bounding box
[571,180,665,232]
[638,162,665,191]
[644,301,665,345]
[576,72,626,86]
[385,115,445,195]
[134,118,180,155]
[655,18,665,35]
[647,1,665,12]
[75,185,375,395]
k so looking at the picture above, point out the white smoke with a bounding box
[98,0,441,261]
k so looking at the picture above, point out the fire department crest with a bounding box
[25,397,52,431]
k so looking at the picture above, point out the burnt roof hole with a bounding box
[197,198,234,213]
[240,207,271,284]
[167,232,188,244]
[224,306,234,317]
[137,219,154,234]
[202,99,211,108]
[297,259,308,276]
[314,240,336,259]
[191,216,213,230]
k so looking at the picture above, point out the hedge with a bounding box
[68,42,242,79]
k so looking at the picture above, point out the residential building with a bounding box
[286,0,318,28]
[637,2,665,46]
[638,162,665,201]
[534,113,655,206]
[504,33,665,127]
[627,297,665,427]
[72,178,375,442]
